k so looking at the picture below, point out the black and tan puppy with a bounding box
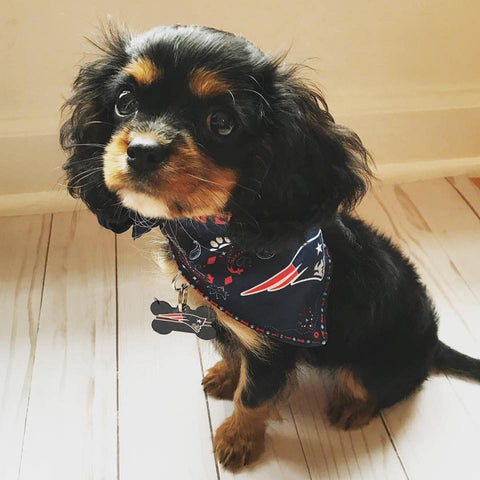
[61,24,480,471]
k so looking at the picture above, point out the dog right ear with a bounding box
[60,24,133,231]
[228,62,373,252]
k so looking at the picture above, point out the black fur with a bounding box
[60,27,132,228]
[228,66,372,253]
[434,341,480,382]
[61,24,480,438]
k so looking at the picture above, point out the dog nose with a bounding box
[126,138,168,173]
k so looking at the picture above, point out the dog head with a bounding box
[61,24,372,250]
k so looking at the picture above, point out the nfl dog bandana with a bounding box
[96,212,332,347]
[159,217,332,347]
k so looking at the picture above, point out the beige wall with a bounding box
[1,0,479,212]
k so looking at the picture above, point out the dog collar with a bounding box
[160,216,332,347]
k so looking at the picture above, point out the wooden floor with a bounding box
[1,176,480,480]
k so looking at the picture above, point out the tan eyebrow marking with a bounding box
[123,56,163,86]
[189,69,230,98]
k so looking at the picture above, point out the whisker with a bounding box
[67,167,104,186]
[68,165,104,181]
[224,197,261,232]
[59,177,103,190]
[68,155,105,164]
[185,173,226,188]
[236,183,261,198]
[248,75,262,89]
[186,173,260,198]
[67,143,107,148]
[233,88,271,109]
[83,120,114,127]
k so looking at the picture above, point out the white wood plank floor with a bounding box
[1,175,479,480]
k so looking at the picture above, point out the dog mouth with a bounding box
[103,126,238,219]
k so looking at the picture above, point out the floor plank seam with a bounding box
[379,413,410,480]
[6,177,479,478]
[345,432,362,479]
[115,233,120,480]
[444,374,480,430]
[359,427,376,476]
[287,402,313,480]
[35,214,53,337]
[196,339,221,480]
[376,182,480,340]
[406,243,478,338]
[16,213,53,480]
[446,177,480,220]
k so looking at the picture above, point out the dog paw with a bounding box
[327,401,375,431]
[213,417,265,471]
[201,360,238,400]
[209,236,231,251]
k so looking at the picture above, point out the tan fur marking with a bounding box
[154,251,275,470]
[217,313,271,356]
[213,357,270,471]
[327,367,376,430]
[103,127,131,191]
[189,69,230,98]
[152,236,178,275]
[104,131,238,220]
[124,56,162,85]
[145,135,238,218]
[155,251,270,356]
[187,283,270,356]
[336,367,368,401]
[202,358,240,400]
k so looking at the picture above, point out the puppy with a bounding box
[60,24,480,471]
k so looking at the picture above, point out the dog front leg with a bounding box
[213,349,294,471]
[202,354,240,400]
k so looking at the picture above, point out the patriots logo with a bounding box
[150,300,217,340]
[241,229,325,296]
[154,311,211,333]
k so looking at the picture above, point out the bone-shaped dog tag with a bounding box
[150,300,217,340]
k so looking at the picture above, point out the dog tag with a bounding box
[150,300,217,340]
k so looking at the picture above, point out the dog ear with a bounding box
[60,25,133,231]
[228,64,373,252]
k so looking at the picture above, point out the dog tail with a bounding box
[433,341,480,381]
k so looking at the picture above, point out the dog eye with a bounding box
[115,90,138,117]
[207,111,235,136]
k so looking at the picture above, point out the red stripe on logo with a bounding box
[240,264,297,296]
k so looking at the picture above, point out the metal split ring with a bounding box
[172,271,189,312]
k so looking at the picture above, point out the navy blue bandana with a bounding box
[96,211,332,347]
[160,217,332,347]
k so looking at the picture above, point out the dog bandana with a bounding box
[159,217,332,347]
[96,212,332,347]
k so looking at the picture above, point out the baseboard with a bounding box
[375,157,480,184]
[1,104,479,217]
[1,157,479,217]
[2,105,479,198]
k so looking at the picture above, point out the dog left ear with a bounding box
[60,24,134,233]
[228,65,373,252]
